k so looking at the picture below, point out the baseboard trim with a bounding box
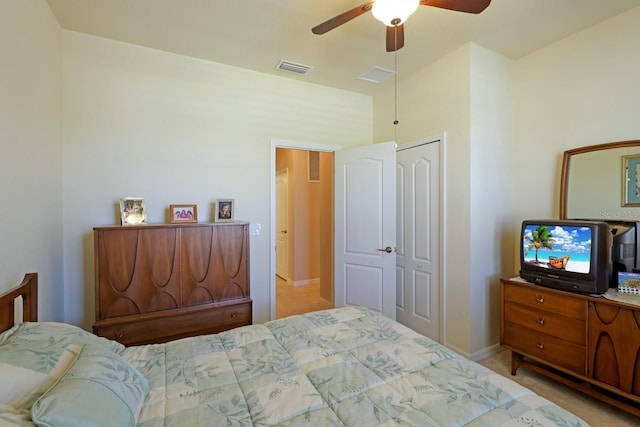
[292,278,320,287]
[443,342,503,362]
[469,343,503,362]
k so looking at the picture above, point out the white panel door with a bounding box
[335,142,396,319]
[396,139,441,340]
[275,169,289,280]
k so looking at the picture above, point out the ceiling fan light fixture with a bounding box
[372,0,419,26]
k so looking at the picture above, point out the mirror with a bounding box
[560,140,640,220]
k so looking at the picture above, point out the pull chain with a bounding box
[393,26,399,142]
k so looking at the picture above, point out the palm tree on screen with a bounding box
[524,225,554,264]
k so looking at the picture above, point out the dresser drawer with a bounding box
[94,300,252,346]
[504,323,586,374]
[504,301,586,345]
[504,283,586,320]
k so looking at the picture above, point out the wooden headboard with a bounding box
[0,273,38,333]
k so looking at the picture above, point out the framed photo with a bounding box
[170,204,198,223]
[622,155,640,206]
[215,199,234,222]
[120,197,147,225]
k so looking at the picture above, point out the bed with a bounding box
[0,273,588,426]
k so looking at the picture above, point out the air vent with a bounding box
[359,66,394,83]
[276,60,313,75]
[309,151,320,182]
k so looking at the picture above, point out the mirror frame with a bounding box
[560,139,640,219]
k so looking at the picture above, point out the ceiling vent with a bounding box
[276,60,313,75]
[359,66,394,83]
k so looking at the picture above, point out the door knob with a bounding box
[377,246,393,253]
[280,230,287,234]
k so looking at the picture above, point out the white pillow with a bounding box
[0,322,124,411]
[31,344,149,427]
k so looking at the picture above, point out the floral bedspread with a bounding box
[121,306,588,426]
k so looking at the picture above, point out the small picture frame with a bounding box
[120,197,147,225]
[215,199,234,222]
[622,155,640,206]
[170,204,198,223]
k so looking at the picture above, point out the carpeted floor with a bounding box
[478,349,640,426]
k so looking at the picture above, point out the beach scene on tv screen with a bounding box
[523,224,591,273]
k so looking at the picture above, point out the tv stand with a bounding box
[501,277,640,416]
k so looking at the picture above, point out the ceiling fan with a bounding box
[312,0,492,52]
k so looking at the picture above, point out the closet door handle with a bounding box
[377,246,393,253]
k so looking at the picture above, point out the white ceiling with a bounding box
[46,0,640,96]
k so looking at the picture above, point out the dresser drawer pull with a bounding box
[117,332,124,338]
[536,341,544,350]
[230,312,238,318]
[536,316,545,325]
[535,295,544,303]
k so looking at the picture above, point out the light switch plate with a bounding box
[250,223,261,236]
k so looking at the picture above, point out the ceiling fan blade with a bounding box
[386,25,405,52]
[312,1,375,35]
[420,0,491,14]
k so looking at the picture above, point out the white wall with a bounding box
[374,6,639,356]
[3,1,638,355]
[0,0,63,320]
[61,31,372,328]
[469,45,516,356]
[515,7,640,223]
[374,44,516,356]
[374,45,476,353]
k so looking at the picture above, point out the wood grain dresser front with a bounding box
[500,277,640,416]
[502,280,587,374]
[93,222,251,345]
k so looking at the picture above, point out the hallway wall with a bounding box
[275,148,332,297]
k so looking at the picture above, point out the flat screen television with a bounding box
[519,219,612,294]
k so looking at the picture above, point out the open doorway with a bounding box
[274,147,333,318]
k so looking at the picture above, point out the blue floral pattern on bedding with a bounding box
[120,307,589,427]
[0,321,124,412]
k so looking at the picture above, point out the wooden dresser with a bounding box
[501,277,640,416]
[93,222,251,345]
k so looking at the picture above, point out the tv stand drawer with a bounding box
[503,282,586,320]
[504,301,585,345]
[501,277,640,417]
[503,323,586,374]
